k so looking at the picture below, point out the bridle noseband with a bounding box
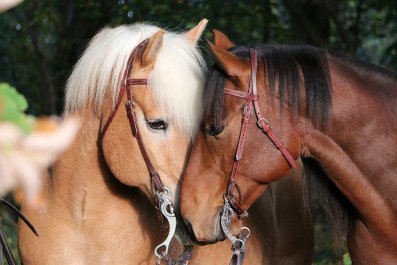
[220,48,297,265]
[100,39,191,265]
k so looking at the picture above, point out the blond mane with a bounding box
[65,23,205,137]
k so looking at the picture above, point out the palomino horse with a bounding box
[17,22,312,264]
[180,29,397,265]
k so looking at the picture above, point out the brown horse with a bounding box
[180,29,397,265]
[17,21,312,264]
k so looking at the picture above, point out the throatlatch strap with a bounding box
[249,48,297,169]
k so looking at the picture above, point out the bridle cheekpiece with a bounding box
[100,39,191,265]
[220,48,297,265]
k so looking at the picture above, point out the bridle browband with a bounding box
[99,39,190,265]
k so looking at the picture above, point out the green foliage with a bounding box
[1,1,396,264]
[1,0,396,116]
[0,202,21,265]
[343,253,352,265]
[312,210,341,265]
[0,83,35,133]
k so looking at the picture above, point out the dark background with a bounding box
[1,0,397,264]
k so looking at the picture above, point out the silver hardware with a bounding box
[240,227,251,238]
[154,187,177,260]
[242,104,253,116]
[257,117,269,129]
[220,200,246,249]
[156,255,162,265]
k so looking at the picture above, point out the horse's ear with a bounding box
[206,39,245,78]
[212,29,235,50]
[185,19,208,45]
[141,29,165,69]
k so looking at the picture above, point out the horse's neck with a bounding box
[300,60,397,233]
[50,111,110,212]
[50,111,121,213]
[45,110,164,260]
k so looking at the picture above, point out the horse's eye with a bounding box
[146,119,168,130]
[206,125,224,136]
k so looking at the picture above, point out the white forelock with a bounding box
[64,23,205,137]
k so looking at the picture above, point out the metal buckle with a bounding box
[257,117,269,129]
[242,104,253,116]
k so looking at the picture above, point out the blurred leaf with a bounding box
[0,83,35,133]
[343,253,352,265]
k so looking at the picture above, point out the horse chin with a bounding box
[211,211,226,242]
[181,209,225,246]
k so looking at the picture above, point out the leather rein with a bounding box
[220,48,297,265]
[99,39,191,265]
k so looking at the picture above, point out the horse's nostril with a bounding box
[182,218,205,243]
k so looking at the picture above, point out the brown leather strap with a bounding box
[224,50,258,219]
[125,78,147,86]
[249,49,297,168]
[125,86,165,193]
[224,88,258,100]
[100,85,125,139]
[256,118,297,168]
[100,38,165,194]
[224,48,297,219]
[225,102,252,218]
[100,39,149,138]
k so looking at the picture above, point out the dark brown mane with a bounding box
[204,44,332,128]
[204,43,397,249]
[204,43,355,248]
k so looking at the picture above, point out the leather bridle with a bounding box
[99,39,191,265]
[222,48,298,219]
[97,40,296,265]
[219,48,298,265]
[100,39,165,195]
